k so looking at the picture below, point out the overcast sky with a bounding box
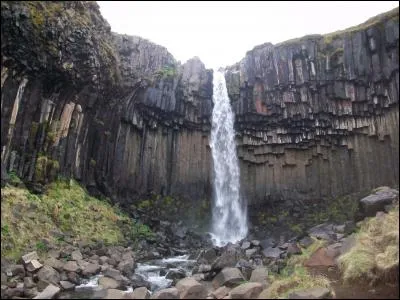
[98,1,399,69]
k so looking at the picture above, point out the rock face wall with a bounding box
[1,1,213,205]
[225,8,399,207]
[1,1,399,214]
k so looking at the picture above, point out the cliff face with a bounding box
[1,1,399,215]
[1,1,213,206]
[225,8,399,208]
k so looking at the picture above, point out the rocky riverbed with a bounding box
[1,186,398,299]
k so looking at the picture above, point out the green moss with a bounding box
[90,159,97,167]
[34,155,59,184]
[154,65,177,80]
[138,199,152,210]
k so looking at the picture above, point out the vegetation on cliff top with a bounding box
[1,177,153,261]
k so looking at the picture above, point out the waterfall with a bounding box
[210,70,248,246]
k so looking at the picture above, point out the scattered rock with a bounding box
[82,263,101,277]
[251,240,260,247]
[211,286,231,299]
[262,247,283,259]
[241,242,251,250]
[59,281,75,291]
[360,187,399,217]
[287,243,302,256]
[212,268,245,289]
[304,248,336,267]
[260,238,276,249]
[99,256,109,265]
[308,224,336,241]
[298,236,314,248]
[24,276,36,289]
[249,267,269,287]
[70,250,83,261]
[130,286,150,299]
[33,283,60,299]
[44,258,65,272]
[6,265,25,278]
[47,250,60,259]
[63,261,79,273]
[37,266,60,285]
[26,260,43,272]
[24,287,39,298]
[99,277,120,289]
[175,277,207,299]
[229,282,263,299]
[151,287,179,299]
[288,287,332,299]
[103,288,125,299]
[166,269,186,281]
[117,260,135,277]
[22,252,39,265]
[245,249,258,258]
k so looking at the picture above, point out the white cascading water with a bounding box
[210,70,248,246]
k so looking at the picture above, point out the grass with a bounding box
[264,265,332,299]
[337,201,399,284]
[1,178,154,261]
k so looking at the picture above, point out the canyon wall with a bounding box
[225,8,399,208]
[1,1,213,207]
[1,1,399,215]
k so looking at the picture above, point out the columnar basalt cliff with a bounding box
[1,1,213,207]
[225,8,399,208]
[1,1,399,216]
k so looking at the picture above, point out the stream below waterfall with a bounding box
[58,255,196,299]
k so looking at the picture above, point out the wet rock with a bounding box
[197,248,217,265]
[175,277,207,299]
[259,238,277,249]
[99,277,120,289]
[229,282,263,299]
[59,280,75,291]
[212,268,245,289]
[360,187,399,217]
[288,287,332,299]
[251,240,260,247]
[82,262,101,277]
[103,288,125,299]
[241,242,251,250]
[33,283,60,299]
[245,248,258,258]
[166,269,186,281]
[129,286,150,299]
[117,260,135,277]
[131,274,151,289]
[151,287,179,299]
[66,272,80,284]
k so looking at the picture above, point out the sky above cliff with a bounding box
[99,1,399,69]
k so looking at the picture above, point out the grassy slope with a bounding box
[338,201,399,284]
[1,178,153,261]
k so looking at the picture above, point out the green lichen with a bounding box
[35,155,60,184]
[154,65,177,80]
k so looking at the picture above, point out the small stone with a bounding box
[22,252,39,265]
[33,283,60,299]
[71,250,83,261]
[26,260,43,272]
[63,261,79,273]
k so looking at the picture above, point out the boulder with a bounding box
[288,287,332,299]
[241,242,251,250]
[103,288,125,299]
[166,269,186,281]
[33,283,60,299]
[22,252,39,265]
[24,276,36,289]
[117,259,135,277]
[262,247,283,259]
[44,258,65,272]
[82,263,101,277]
[71,250,83,261]
[24,287,39,298]
[63,261,79,273]
[6,264,25,278]
[298,236,313,248]
[59,280,75,291]
[249,267,269,287]
[130,286,150,299]
[212,268,245,289]
[360,187,399,217]
[304,248,336,267]
[308,224,336,241]
[26,260,43,272]
[175,277,207,299]
[211,286,231,299]
[259,238,276,249]
[37,266,60,285]
[99,276,120,289]
[245,249,258,258]
[151,287,179,299]
[229,282,263,299]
